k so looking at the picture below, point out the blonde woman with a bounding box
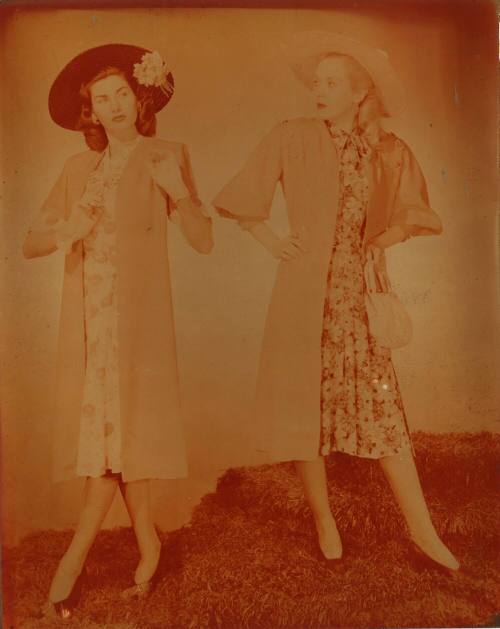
[23,44,213,618]
[214,32,459,571]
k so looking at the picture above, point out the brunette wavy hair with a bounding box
[76,66,157,151]
[321,53,386,146]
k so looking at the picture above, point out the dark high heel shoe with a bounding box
[314,516,343,564]
[317,543,343,565]
[41,566,87,620]
[121,543,162,600]
[120,577,157,600]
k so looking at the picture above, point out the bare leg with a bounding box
[49,475,119,602]
[379,451,459,570]
[295,457,342,559]
[121,480,161,584]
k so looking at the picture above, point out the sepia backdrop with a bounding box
[0,3,497,546]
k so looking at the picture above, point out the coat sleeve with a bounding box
[26,160,70,236]
[389,141,443,237]
[165,144,211,221]
[212,122,283,230]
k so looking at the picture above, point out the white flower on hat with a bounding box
[133,50,173,95]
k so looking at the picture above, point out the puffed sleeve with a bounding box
[213,122,283,230]
[389,141,443,237]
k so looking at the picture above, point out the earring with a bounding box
[91,114,100,125]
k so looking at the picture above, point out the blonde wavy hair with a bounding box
[320,52,386,146]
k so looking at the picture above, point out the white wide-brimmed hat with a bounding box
[281,31,405,116]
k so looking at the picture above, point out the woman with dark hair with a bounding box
[77,67,158,150]
[214,32,459,572]
[23,44,213,618]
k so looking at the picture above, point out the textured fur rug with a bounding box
[4,432,499,628]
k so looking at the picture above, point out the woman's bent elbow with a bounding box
[22,238,37,259]
[22,233,57,259]
[196,235,214,254]
[191,221,214,254]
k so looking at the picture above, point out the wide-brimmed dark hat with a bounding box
[48,43,175,130]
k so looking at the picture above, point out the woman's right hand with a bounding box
[54,202,103,254]
[271,232,308,261]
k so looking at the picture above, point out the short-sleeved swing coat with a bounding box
[214,117,442,463]
[29,137,210,482]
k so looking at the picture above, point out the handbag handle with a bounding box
[364,249,392,294]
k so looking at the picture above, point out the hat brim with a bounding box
[281,31,405,117]
[48,43,174,130]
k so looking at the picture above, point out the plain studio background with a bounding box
[0,4,497,547]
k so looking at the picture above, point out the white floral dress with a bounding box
[320,125,413,459]
[76,137,141,477]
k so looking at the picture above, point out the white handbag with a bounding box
[363,251,412,349]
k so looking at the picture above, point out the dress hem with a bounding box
[321,441,414,460]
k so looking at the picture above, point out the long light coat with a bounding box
[214,117,442,463]
[27,137,211,482]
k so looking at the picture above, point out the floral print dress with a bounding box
[320,125,413,459]
[76,137,141,477]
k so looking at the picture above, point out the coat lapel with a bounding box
[67,150,104,211]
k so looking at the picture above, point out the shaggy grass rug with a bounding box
[3,432,499,629]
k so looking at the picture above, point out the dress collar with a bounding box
[107,133,142,160]
[324,119,361,138]
[324,120,371,157]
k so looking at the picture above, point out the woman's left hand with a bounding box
[147,150,189,202]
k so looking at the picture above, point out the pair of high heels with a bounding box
[314,522,460,574]
[39,541,162,619]
[317,541,460,574]
[41,566,87,621]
